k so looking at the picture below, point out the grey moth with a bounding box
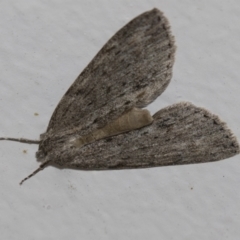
[1,8,239,184]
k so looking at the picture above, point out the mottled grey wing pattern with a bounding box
[10,8,238,185]
[54,102,239,169]
[46,8,175,136]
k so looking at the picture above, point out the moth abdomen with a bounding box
[72,108,153,148]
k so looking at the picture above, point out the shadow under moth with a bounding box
[1,8,239,185]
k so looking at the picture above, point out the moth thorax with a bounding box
[73,108,153,147]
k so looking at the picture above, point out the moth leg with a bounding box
[0,137,39,144]
[19,160,51,185]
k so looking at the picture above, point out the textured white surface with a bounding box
[0,1,239,239]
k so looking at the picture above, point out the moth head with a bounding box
[36,135,53,163]
[36,149,46,162]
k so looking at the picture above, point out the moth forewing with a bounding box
[45,8,176,136]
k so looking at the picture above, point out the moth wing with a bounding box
[66,102,239,169]
[47,8,175,136]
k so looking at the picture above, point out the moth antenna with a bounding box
[19,160,51,185]
[0,137,40,144]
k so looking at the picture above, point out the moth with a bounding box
[1,8,239,184]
